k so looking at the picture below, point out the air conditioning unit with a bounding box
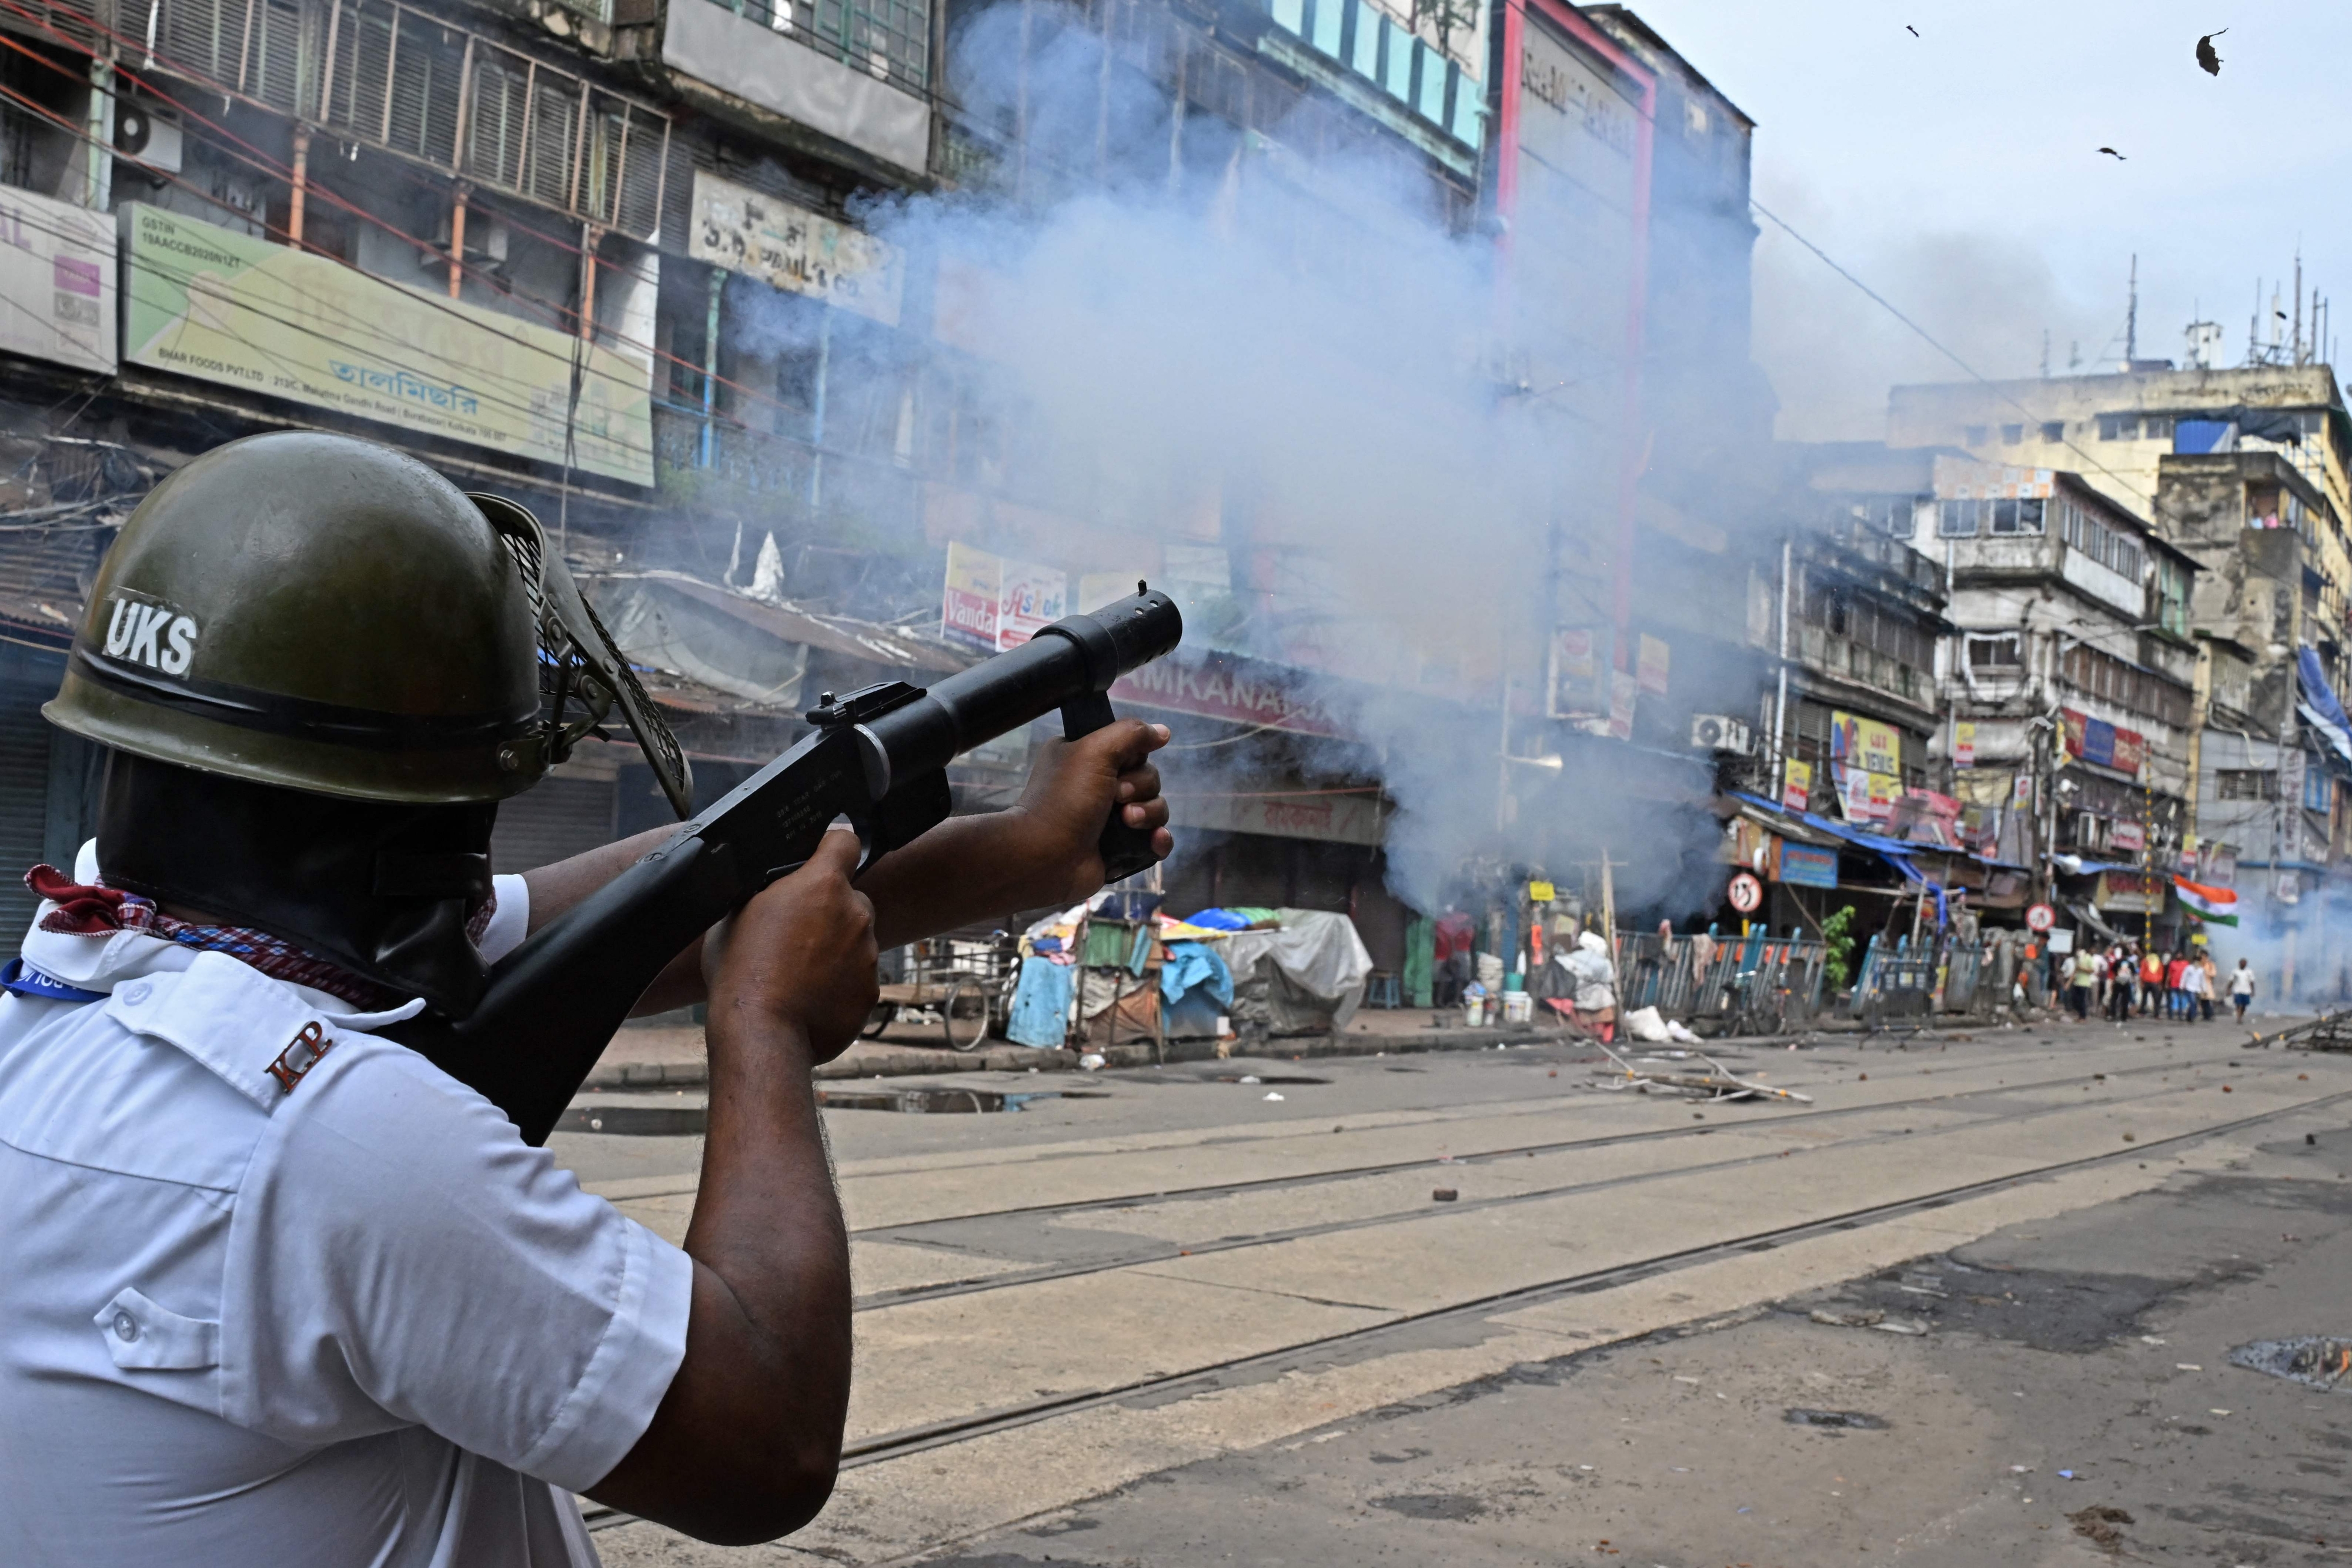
[113,103,183,172]
[1690,714,1752,754]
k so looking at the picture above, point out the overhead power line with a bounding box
[1750,198,2159,510]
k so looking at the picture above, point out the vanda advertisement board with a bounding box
[122,205,653,484]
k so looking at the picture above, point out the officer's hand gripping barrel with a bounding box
[389,589,1183,1143]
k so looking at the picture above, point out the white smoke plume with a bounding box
[742,4,1771,918]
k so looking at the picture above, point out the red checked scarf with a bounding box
[22,864,495,1011]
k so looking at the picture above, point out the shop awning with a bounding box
[2069,902,2118,940]
[2052,852,2140,877]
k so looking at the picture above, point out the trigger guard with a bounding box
[837,813,881,876]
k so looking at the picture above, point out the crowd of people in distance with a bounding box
[2060,941,2256,1026]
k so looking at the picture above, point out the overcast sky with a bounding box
[1618,0,2352,440]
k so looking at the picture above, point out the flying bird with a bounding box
[2196,28,2225,76]
[2098,146,2127,161]
[1906,24,1919,35]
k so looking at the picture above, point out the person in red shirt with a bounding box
[1432,908,1476,1006]
[2140,949,2164,1017]
[2164,954,2190,1020]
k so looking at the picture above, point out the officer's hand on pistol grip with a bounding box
[1008,720,1174,906]
[702,828,878,1064]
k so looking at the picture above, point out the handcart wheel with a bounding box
[943,980,991,1052]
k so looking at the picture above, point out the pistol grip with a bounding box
[1058,693,1161,883]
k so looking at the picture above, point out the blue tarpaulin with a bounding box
[1160,941,1234,1007]
[2298,647,2352,766]
[1006,956,1075,1048]
[1890,857,1950,927]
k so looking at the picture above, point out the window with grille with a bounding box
[1849,496,1918,539]
[1967,633,2022,668]
[707,0,930,96]
[2055,494,2144,581]
[2060,643,2191,727]
[2215,768,2277,801]
[113,0,671,239]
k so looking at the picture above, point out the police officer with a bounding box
[0,431,1171,1563]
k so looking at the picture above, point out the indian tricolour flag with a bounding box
[2174,877,2239,927]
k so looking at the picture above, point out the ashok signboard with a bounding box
[941,540,1068,653]
[687,171,903,326]
[0,188,113,373]
[122,205,654,484]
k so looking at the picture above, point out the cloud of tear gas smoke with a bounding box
[1752,178,2116,443]
[776,5,1763,918]
[2185,902,2352,1018]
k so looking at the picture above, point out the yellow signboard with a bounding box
[1636,632,1670,696]
[1830,711,1900,778]
[1781,758,1812,811]
[123,204,654,484]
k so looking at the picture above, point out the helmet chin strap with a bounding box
[95,750,500,1017]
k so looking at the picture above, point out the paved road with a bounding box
[559,1016,2352,1566]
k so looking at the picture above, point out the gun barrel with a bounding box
[863,589,1181,783]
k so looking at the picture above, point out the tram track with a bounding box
[832,1040,2267,1274]
[847,1065,2257,1311]
[828,1080,2352,1472]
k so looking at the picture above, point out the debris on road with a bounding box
[1809,1306,1885,1329]
[1592,1044,1815,1104]
[2228,1335,2352,1390]
[2070,1505,2133,1550]
[1784,1408,1887,1429]
[1432,1187,1459,1202]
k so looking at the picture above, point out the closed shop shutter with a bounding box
[490,776,616,875]
[0,683,54,941]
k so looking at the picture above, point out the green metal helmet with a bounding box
[46,430,690,811]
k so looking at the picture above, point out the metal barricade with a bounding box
[1849,933,1940,1019]
[1610,931,1827,1037]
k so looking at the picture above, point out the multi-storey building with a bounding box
[1925,456,2198,941]
[2157,444,2352,990]
[0,0,1774,964]
[1885,365,2352,690]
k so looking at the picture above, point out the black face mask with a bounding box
[95,750,499,1016]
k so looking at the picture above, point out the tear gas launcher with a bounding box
[391,587,1183,1145]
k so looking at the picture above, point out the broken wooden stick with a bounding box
[1592,1042,1815,1104]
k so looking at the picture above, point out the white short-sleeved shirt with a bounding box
[0,851,693,1567]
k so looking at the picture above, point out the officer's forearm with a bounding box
[584,1007,850,1540]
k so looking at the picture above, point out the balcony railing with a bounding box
[1799,623,1926,705]
[9,0,671,239]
